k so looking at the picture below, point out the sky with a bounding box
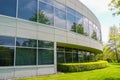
[80,0,120,43]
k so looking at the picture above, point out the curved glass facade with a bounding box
[0,0,101,41]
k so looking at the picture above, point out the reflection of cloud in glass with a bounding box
[24,1,36,12]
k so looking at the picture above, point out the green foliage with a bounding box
[109,0,120,15]
[57,61,108,72]
[91,30,97,40]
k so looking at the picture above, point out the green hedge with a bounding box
[57,61,108,72]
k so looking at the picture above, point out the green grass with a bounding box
[14,63,120,80]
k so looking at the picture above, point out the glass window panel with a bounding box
[18,0,37,22]
[65,48,72,53]
[67,7,76,15]
[0,0,16,17]
[73,53,78,62]
[57,52,65,63]
[40,0,54,4]
[38,49,54,65]
[16,48,36,66]
[55,8,66,29]
[57,46,65,52]
[54,1,66,11]
[38,40,54,48]
[76,12,83,18]
[76,17,84,34]
[83,17,89,36]
[0,47,14,66]
[16,38,37,47]
[0,36,15,46]
[65,53,72,63]
[39,2,54,25]
[67,13,76,32]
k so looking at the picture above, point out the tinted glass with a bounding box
[0,47,14,66]
[38,49,54,65]
[16,38,37,47]
[18,0,37,21]
[67,7,76,15]
[73,53,78,62]
[83,17,89,36]
[0,0,16,17]
[38,40,54,48]
[57,52,64,63]
[55,8,66,29]
[54,1,66,11]
[65,53,72,63]
[16,48,36,65]
[0,36,15,46]
[40,0,54,4]
[67,13,76,32]
[39,2,54,25]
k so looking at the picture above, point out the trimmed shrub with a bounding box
[57,61,108,72]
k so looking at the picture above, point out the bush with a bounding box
[57,61,108,72]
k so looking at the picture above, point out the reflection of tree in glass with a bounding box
[91,30,97,40]
[29,10,50,25]
[71,23,84,34]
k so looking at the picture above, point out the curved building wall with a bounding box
[0,0,103,79]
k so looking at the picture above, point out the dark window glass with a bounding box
[0,47,14,66]
[67,13,76,32]
[57,52,64,63]
[0,0,16,17]
[40,0,54,4]
[18,0,37,21]
[65,53,72,63]
[16,38,37,47]
[16,48,36,66]
[38,40,54,48]
[54,1,66,11]
[55,8,66,29]
[67,7,76,15]
[0,36,15,46]
[57,46,64,52]
[38,49,54,65]
[73,53,78,62]
[65,48,72,53]
[39,2,54,25]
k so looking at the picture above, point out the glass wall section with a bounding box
[0,0,16,17]
[92,24,98,40]
[65,48,72,63]
[40,0,54,5]
[0,36,15,66]
[16,38,37,66]
[57,47,65,63]
[73,49,78,62]
[0,36,15,46]
[18,0,37,21]
[89,20,93,38]
[39,2,54,26]
[16,48,36,65]
[67,13,76,32]
[83,17,89,36]
[54,8,66,29]
[54,1,66,11]
[38,40,54,65]
[0,47,14,66]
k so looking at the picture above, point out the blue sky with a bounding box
[80,0,120,43]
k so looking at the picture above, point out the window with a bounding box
[16,48,36,66]
[39,2,54,25]
[0,36,15,46]
[65,53,72,63]
[40,0,54,5]
[16,38,37,47]
[54,8,66,29]
[18,0,37,21]
[54,1,66,11]
[0,47,14,66]
[38,40,54,48]
[0,0,16,17]
[57,52,65,63]
[38,49,54,65]
[83,17,89,36]
[67,13,76,32]
[67,7,76,15]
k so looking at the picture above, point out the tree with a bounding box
[109,0,120,15]
[91,30,97,40]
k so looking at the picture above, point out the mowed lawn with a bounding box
[15,63,120,80]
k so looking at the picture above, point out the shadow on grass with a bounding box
[105,77,120,80]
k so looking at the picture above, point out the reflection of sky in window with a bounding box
[54,8,66,29]
[54,1,66,11]
[18,0,37,20]
[40,0,53,4]
[67,7,76,15]
[67,13,75,30]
